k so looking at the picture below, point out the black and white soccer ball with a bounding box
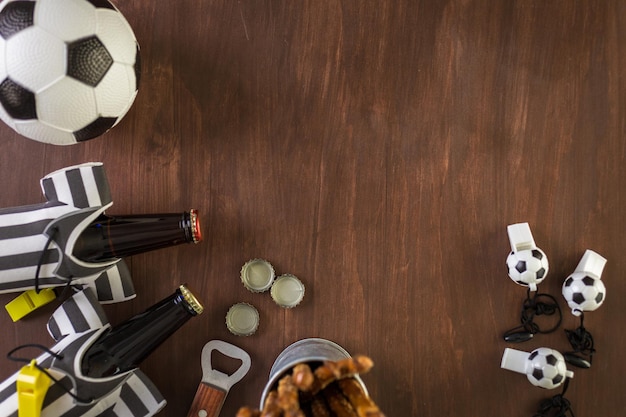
[562,272,606,316]
[526,347,570,389]
[506,248,549,291]
[0,0,140,145]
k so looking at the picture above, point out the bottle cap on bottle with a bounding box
[270,274,305,308]
[189,209,202,243]
[240,259,275,293]
[179,284,204,315]
[226,303,259,336]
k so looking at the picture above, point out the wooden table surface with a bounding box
[0,1,625,416]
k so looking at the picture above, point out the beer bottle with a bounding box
[81,285,203,378]
[73,209,202,262]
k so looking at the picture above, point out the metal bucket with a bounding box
[259,338,368,408]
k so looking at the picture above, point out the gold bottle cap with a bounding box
[179,284,204,315]
[240,259,275,293]
[270,274,305,308]
[226,303,259,336]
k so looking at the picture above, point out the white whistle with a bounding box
[501,347,573,390]
[506,223,549,291]
[573,249,606,279]
[507,222,537,252]
[562,249,607,316]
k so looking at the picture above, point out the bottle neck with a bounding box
[73,209,202,262]
[81,285,203,378]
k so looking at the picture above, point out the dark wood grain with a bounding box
[186,383,226,417]
[0,0,625,416]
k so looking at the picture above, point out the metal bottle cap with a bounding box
[179,284,204,315]
[270,274,305,308]
[240,259,275,293]
[226,303,259,336]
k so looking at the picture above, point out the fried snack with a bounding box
[327,355,374,378]
[236,407,261,417]
[278,375,300,413]
[260,390,282,417]
[322,383,358,417]
[309,395,332,417]
[308,355,374,395]
[292,363,315,391]
[284,410,306,417]
[234,355,383,417]
[338,378,386,417]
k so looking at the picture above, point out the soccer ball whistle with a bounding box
[506,223,549,291]
[501,348,576,416]
[501,347,574,390]
[561,250,607,368]
[503,223,561,343]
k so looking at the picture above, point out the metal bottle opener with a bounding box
[186,340,251,417]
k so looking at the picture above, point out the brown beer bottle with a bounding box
[81,285,203,378]
[73,209,202,262]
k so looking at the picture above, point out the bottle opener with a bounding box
[186,340,251,417]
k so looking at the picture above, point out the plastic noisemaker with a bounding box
[16,360,50,417]
[5,289,57,322]
[562,249,606,316]
[503,223,560,343]
[561,250,607,369]
[506,223,549,291]
[501,347,573,389]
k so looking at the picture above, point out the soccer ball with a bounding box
[0,0,140,145]
[506,248,549,291]
[562,272,606,316]
[526,348,570,389]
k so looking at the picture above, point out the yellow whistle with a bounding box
[5,289,57,321]
[17,360,50,417]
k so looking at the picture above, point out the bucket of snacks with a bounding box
[236,338,385,417]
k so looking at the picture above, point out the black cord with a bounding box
[503,288,563,342]
[7,344,93,404]
[35,226,77,298]
[564,312,595,368]
[533,378,575,417]
[35,228,58,294]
